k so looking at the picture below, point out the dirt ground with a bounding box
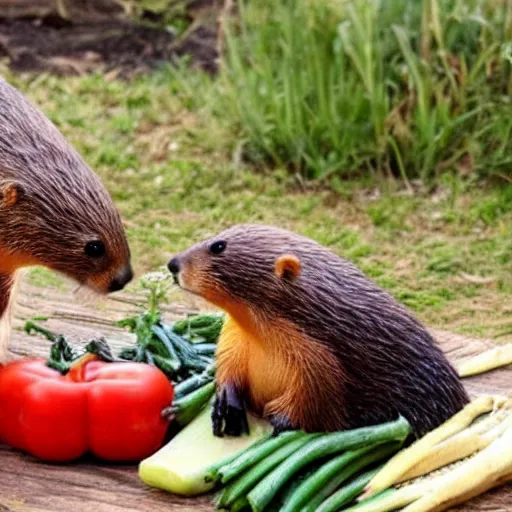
[0,5,219,77]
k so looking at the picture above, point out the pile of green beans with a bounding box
[205,417,411,512]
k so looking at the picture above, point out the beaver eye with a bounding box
[209,240,227,255]
[85,240,106,258]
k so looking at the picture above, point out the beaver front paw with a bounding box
[269,414,296,436]
[212,382,249,437]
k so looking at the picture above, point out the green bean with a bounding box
[193,343,217,355]
[189,321,224,343]
[151,324,182,362]
[315,466,382,512]
[152,353,181,374]
[162,324,206,369]
[167,381,215,426]
[217,430,306,484]
[247,416,410,512]
[173,313,224,335]
[301,444,398,512]
[218,435,315,508]
[145,350,155,366]
[283,443,399,512]
[174,364,215,398]
[230,496,250,512]
[342,489,398,511]
[204,435,273,484]
[268,461,325,511]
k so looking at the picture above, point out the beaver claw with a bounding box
[212,383,249,437]
[269,414,296,436]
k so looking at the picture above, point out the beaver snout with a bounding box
[108,265,134,292]
[167,256,180,275]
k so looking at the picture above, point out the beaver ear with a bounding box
[0,181,25,208]
[275,254,301,280]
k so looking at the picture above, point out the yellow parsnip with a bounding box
[457,344,512,377]
[402,424,512,512]
[364,395,507,497]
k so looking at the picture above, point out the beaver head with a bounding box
[0,77,132,294]
[167,223,426,337]
[166,224,328,320]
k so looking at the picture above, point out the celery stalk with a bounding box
[139,406,272,496]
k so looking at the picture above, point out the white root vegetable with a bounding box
[402,422,512,512]
[457,344,512,377]
[399,407,512,481]
[363,395,507,497]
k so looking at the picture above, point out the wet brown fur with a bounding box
[0,77,131,358]
[173,224,470,437]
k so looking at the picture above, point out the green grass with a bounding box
[5,59,511,342]
[187,0,512,184]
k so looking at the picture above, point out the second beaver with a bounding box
[168,224,469,438]
[0,77,133,360]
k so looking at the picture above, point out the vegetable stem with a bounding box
[456,344,512,377]
[402,423,512,512]
[399,406,512,482]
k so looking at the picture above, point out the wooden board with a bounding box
[0,281,510,511]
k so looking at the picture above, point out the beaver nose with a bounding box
[109,265,134,292]
[167,257,180,275]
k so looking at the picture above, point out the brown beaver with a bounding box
[0,77,133,360]
[168,224,469,438]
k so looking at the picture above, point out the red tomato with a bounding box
[0,358,174,462]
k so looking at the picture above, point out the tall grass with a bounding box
[208,0,512,183]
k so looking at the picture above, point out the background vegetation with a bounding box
[203,0,512,183]
[6,0,511,342]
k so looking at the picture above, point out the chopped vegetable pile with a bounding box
[25,311,223,382]
[24,309,224,430]
[351,396,512,512]
[9,297,225,462]
[146,395,509,512]
[7,279,512,511]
